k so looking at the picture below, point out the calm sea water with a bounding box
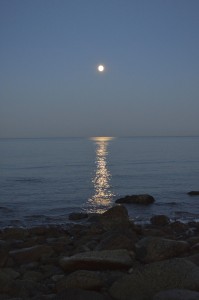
[0,136,199,227]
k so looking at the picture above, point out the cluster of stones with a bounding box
[0,202,199,300]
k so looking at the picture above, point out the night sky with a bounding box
[1,0,199,138]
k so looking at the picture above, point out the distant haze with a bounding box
[0,0,199,138]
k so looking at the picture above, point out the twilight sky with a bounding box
[0,0,199,138]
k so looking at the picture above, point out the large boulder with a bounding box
[59,249,135,271]
[98,205,131,229]
[136,237,189,263]
[153,289,199,300]
[116,194,155,205]
[109,258,199,300]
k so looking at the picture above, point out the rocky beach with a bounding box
[0,195,199,300]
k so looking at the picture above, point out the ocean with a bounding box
[0,136,199,227]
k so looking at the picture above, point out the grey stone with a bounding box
[109,258,199,300]
[136,236,189,262]
[59,249,135,271]
[153,289,199,300]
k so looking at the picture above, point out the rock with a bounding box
[59,249,135,271]
[153,289,199,300]
[186,254,199,266]
[99,205,131,229]
[191,243,199,254]
[109,258,199,300]
[52,288,112,300]
[187,236,199,246]
[56,270,104,291]
[116,194,155,205]
[46,236,72,254]
[0,275,43,297]
[0,249,8,267]
[9,244,54,264]
[136,237,189,263]
[69,212,88,221]
[9,279,44,298]
[0,270,14,293]
[0,268,20,280]
[150,215,170,226]
[170,221,188,233]
[188,191,199,196]
[22,270,43,282]
[1,228,29,240]
[95,232,136,251]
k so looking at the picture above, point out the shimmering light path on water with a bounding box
[88,137,115,212]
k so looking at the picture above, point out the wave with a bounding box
[10,177,44,184]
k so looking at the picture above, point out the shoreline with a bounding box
[0,204,199,299]
[0,207,199,230]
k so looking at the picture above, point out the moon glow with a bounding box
[97,65,105,72]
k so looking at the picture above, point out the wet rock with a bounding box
[56,270,104,291]
[69,212,88,221]
[136,237,189,263]
[170,221,188,233]
[153,289,199,300]
[99,205,130,229]
[188,191,199,196]
[150,215,170,226]
[9,244,54,264]
[109,258,199,300]
[59,249,135,271]
[52,288,112,300]
[116,194,155,205]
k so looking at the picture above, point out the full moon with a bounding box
[97,65,105,72]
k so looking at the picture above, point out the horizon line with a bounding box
[0,134,199,140]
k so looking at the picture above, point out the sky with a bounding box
[0,0,199,138]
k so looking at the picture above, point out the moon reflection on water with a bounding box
[88,137,115,213]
